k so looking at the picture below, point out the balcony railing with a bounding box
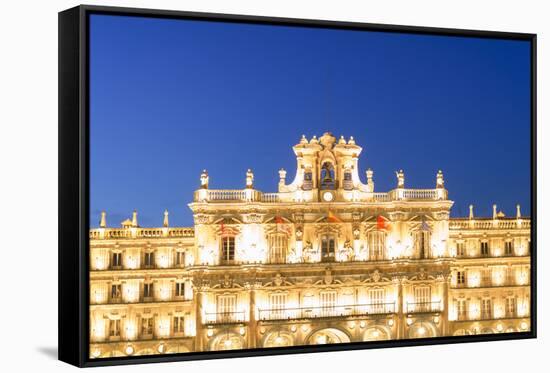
[258,303,395,321]
[406,301,442,313]
[90,227,194,240]
[203,311,246,325]
[455,311,524,322]
[449,219,530,230]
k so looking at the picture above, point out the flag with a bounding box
[327,210,342,223]
[275,215,291,234]
[377,215,390,230]
[420,217,431,231]
[220,221,227,235]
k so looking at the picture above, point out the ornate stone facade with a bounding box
[89,132,531,358]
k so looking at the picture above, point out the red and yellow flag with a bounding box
[327,210,343,223]
[377,215,390,230]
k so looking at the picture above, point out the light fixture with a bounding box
[406,318,413,326]
[290,325,297,333]
[207,329,214,337]
[496,323,503,332]
[157,343,165,353]
[91,348,101,358]
[359,321,366,328]
[433,316,439,324]
[388,319,394,327]
[239,327,246,336]
[520,321,528,330]
[125,345,134,355]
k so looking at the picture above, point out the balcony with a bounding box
[258,303,396,321]
[203,311,247,325]
[406,301,442,313]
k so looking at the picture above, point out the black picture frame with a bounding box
[58,4,537,367]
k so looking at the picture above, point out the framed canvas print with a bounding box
[58,5,537,367]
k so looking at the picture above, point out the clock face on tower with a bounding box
[323,191,334,202]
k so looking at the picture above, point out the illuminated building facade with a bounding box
[89,132,531,358]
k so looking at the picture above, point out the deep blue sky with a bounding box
[90,14,531,228]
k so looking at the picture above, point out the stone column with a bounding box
[397,277,405,339]
[248,287,257,349]
[194,289,204,351]
[441,275,450,336]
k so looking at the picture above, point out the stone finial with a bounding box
[246,169,254,189]
[338,135,346,145]
[469,204,474,219]
[348,136,356,145]
[396,169,405,188]
[131,210,138,227]
[436,170,444,188]
[200,169,209,189]
[366,168,374,183]
[278,168,287,182]
[163,209,169,227]
[300,134,308,144]
[516,204,521,219]
[492,204,498,220]
[99,211,107,228]
[310,135,319,144]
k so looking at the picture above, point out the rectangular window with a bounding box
[110,284,121,301]
[109,319,120,338]
[173,316,185,334]
[481,298,493,319]
[141,317,154,338]
[144,252,155,268]
[221,236,235,263]
[111,252,122,268]
[457,299,467,320]
[175,282,185,298]
[505,241,513,256]
[269,234,288,264]
[320,291,337,316]
[303,171,313,190]
[415,231,431,258]
[143,283,153,299]
[175,251,185,267]
[217,294,237,322]
[480,241,489,256]
[456,242,465,257]
[321,235,336,262]
[456,270,466,286]
[367,231,386,260]
[413,286,432,312]
[506,297,517,317]
[269,293,287,319]
[369,288,386,314]
[481,268,491,287]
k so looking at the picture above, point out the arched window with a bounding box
[320,162,335,190]
[367,231,386,260]
[268,233,288,264]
